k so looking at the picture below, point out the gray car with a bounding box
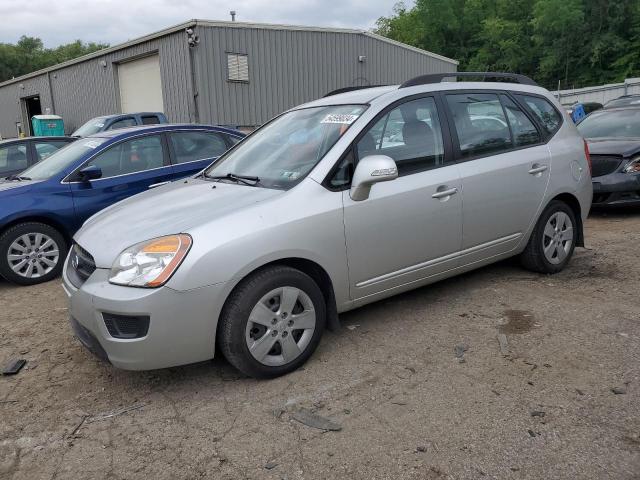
[63,73,592,378]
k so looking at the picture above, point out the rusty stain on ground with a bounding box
[498,309,534,334]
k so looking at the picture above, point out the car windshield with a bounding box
[577,109,640,138]
[72,117,107,137]
[204,105,366,189]
[20,138,107,180]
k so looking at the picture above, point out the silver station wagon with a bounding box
[63,73,593,378]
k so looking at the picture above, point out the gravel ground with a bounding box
[1,210,639,480]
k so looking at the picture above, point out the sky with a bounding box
[0,0,406,47]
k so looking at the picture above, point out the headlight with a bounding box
[623,157,640,173]
[109,234,192,287]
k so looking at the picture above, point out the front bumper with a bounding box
[592,172,640,206]
[62,255,229,370]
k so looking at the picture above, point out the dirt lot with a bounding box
[1,210,639,480]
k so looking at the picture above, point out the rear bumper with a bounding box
[592,172,640,206]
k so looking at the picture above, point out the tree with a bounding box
[375,0,640,89]
[0,36,108,82]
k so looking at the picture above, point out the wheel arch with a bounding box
[219,257,340,333]
[0,215,72,245]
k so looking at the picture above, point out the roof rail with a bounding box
[323,85,386,97]
[400,72,538,88]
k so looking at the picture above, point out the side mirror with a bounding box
[78,165,102,182]
[349,155,398,201]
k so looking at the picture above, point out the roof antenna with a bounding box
[230,11,236,21]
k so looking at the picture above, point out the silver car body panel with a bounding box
[67,81,592,370]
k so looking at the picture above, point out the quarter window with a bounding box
[84,135,165,179]
[169,131,228,164]
[515,95,562,136]
[356,97,446,176]
[501,95,541,146]
[446,93,512,158]
[0,144,28,175]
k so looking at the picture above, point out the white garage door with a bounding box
[118,55,164,113]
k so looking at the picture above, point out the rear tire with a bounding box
[0,222,67,286]
[520,200,577,274]
[218,265,326,378]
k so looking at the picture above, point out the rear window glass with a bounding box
[515,95,562,136]
[141,116,160,125]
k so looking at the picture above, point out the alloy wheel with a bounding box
[542,211,574,265]
[245,286,316,367]
[7,233,60,279]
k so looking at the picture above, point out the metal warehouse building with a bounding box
[0,19,457,138]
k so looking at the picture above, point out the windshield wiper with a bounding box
[5,175,32,181]
[204,173,260,186]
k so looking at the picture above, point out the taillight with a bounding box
[583,139,592,175]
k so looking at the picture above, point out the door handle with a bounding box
[528,164,548,175]
[432,186,458,199]
[148,181,170,189]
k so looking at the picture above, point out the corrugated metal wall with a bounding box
[193,27,457,127]
[0,32,193,139]
[0,75,52,138]
[0,24,456,138]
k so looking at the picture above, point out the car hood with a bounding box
[0,179,40,194]
[75,178,283,267]
[586,137,640,158]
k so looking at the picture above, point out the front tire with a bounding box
[0,222,67,285]
[218,265,326,378]
[520,200,577,274]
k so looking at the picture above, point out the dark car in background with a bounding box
[71,112,168,137]
[0,124,244,285]
[603,95,640,109]
[577,107,640,206]
[0,136,76,179]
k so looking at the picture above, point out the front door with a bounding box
[340,96,463,300]
[444,92,551,263]
[69,133,174,229]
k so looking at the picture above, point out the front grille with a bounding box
[66,243,96,289]
[590,155,623,177]
[103,313,150,339]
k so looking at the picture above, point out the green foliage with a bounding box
[375,0,640,89]
[0,36,108,83]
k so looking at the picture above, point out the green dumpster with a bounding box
[31,115,65,136]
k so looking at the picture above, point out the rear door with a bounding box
[68,133,174,227]
[166,130,233,179]
[444,91,551,264]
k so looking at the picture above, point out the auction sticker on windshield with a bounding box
[321,113,359,125]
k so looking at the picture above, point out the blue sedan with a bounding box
[0,124,244,285]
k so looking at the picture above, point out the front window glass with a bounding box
[204,105,366,189]
[356,97,445,176]
[85,135,165,178]
[21,139,107,180]
[577,109,640,138]
[72,118,107,137]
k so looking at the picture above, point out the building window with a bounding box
[227,53,249,82]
